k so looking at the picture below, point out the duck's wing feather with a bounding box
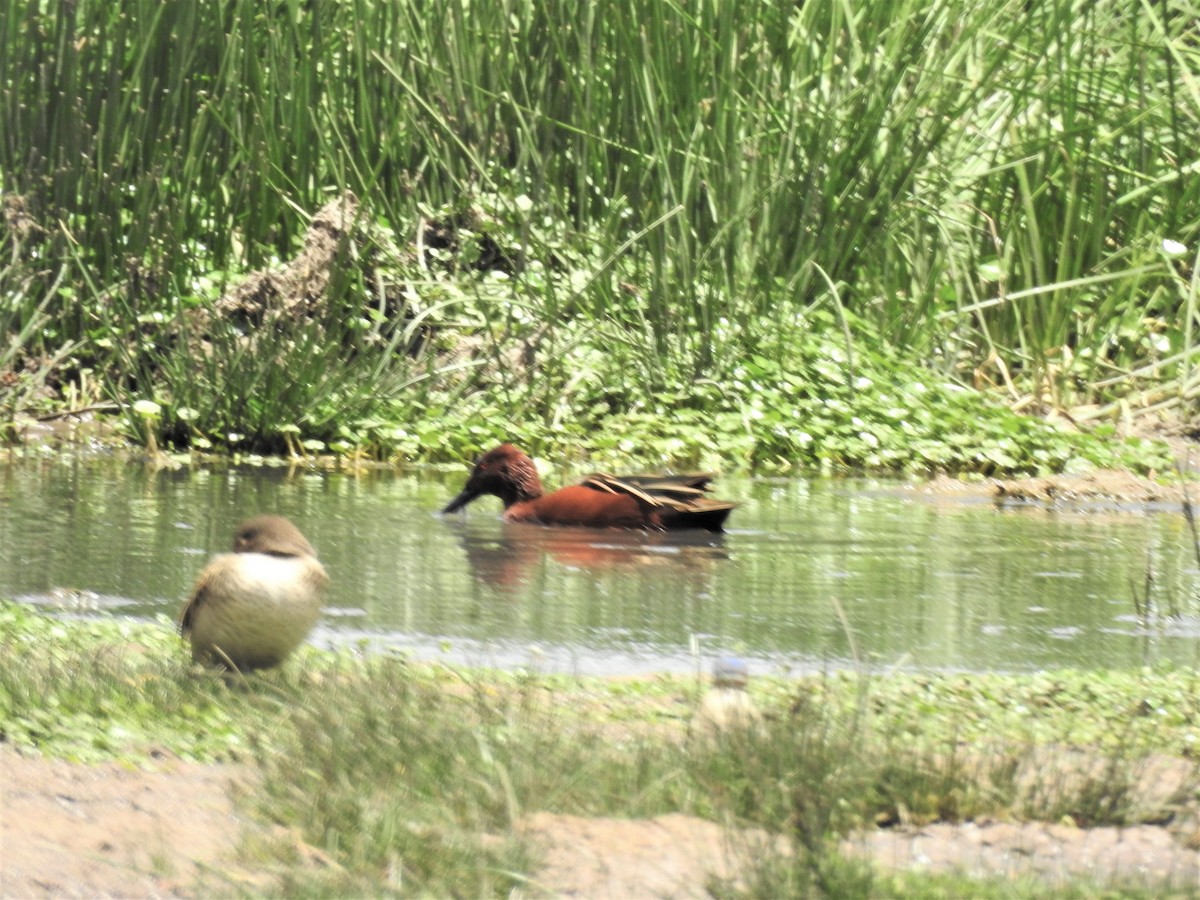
[580,473,737,531]
[581,473,716,503]
[178,560,228,636]
[178,582,204,636]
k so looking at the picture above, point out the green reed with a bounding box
[2,0,1196,449]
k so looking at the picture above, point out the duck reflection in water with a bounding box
[441,518,731,592]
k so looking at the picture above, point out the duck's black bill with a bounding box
[441,488,479,514]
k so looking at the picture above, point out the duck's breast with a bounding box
[185,552,328,669]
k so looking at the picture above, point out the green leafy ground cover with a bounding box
[3,0,1197,474]
[2,601,1197,896]
[4,602,1195,765]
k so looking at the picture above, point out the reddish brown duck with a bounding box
[441,444,737,531]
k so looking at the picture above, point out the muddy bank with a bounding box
[0,747,250,898]
[3,745,1197,897]
[916,468,1195,508]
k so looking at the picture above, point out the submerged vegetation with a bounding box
[2,601,1197,895]
[2,0,1197,471]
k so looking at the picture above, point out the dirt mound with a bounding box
[518,811,777,897]
[0,747,250,898]
[842,819,1200,889]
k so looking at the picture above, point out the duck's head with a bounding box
[442,444,544,512]
[232,515,317,558]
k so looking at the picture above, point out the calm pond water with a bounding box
[2,455,1198,675]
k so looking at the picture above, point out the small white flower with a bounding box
[1162,239,1188,256]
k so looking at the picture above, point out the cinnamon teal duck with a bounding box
[441,443,737,531]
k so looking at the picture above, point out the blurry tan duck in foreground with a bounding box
[178,515,328,671]
[692,657,763,739]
